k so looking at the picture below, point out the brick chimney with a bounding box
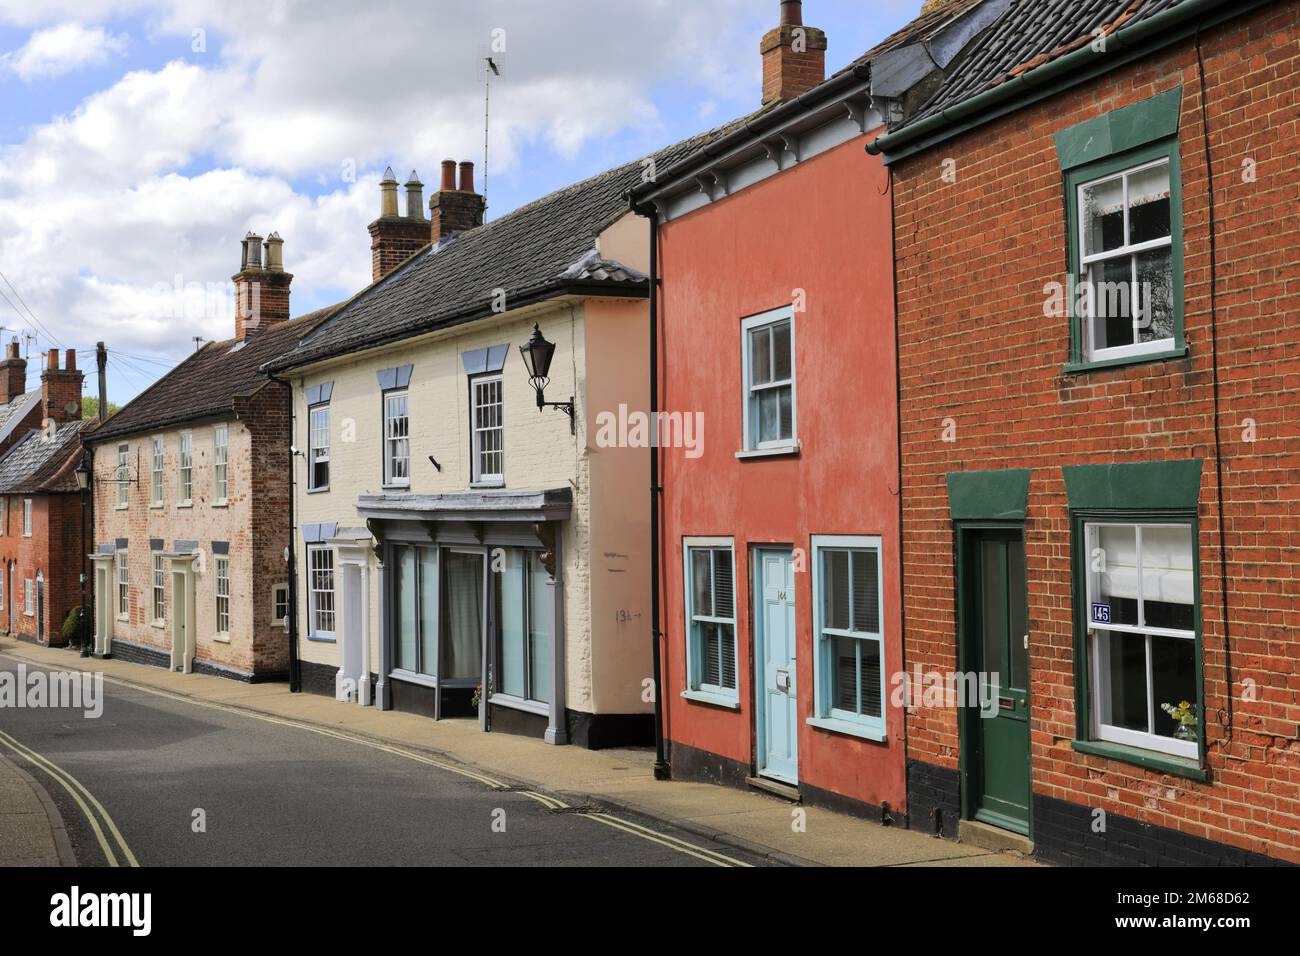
[429,159,486,243]
[0,339,27,405]
[368,166,430,283]
[233,231,293,340]
[41,348,83,426]
[761,0,827,106]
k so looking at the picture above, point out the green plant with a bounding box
[62,605,85,644]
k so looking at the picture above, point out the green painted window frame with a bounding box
[1069,507,1208,782]
[1063,137,1187,374]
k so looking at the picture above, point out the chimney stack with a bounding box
[430,157,486,244]
[233,231,293,340]
[0,338,27,405]
[761,0,827,106]
[40,347,84,426]
[368,165,430,283]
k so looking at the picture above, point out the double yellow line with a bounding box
[0,728,139,867]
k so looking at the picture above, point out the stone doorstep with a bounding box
[746,775,801,802]
[958,818,1035,856]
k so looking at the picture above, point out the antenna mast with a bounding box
[484,56,500,222]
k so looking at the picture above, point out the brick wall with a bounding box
[0,493,88,646]
[893,3,1300,862]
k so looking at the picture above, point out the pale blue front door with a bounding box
[756,549,798,784]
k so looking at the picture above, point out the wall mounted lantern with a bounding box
[518,324,575,434]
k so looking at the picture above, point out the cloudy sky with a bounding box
[0,0,920,403]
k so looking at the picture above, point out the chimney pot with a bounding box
[47,348,59,370]
[66,350,77,371]
[6,340,18,360]
[265,232,285,272]
[404,170,425,219]
[440,160,457,191]
[780,0,802,25]
[380,166,400,217]
[242,232,264,271]
[458,161,475,193]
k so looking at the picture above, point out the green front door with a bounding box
[967,531,1031,834]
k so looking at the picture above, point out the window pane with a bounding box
[441,551,483,681]
[396,547,417,670]
[1141,525,1194,631]
[750,327,771,386]
[859,639,882,719]
[771,321,791,381]
[823,550,849,631]
[528,555,551,703]
[718,623,736,689]
[980,539,1004,681]
[778,385,792,440]
[1096,629,1148,732]
[1081,175,1125,257]
[1095,525,1139,627]
[1008,539,1029,692]
[1135,247,1174,343]
[691,549,712,618]
[850,549,880,633]
[700,622,721,686]
[418,548,438,677]
[1087,257,1136,351]
[497,548,526,699]
[833,635,858,712]
[1127,163,1171,245]
[712,551,733,618]
[1151,634,1197,740]
[757,388,781,443]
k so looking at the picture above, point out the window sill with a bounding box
[306,486,330,495]
[177,501,193,510]
[489,693,549,717]
[469,479,505,490]
[806,716,887,743]
[150,620,165,630]
[211,500,228,509]
[735,442,800,461]
[1071,738,1207,782]
[115,505,128,511]
[150,503,164,510]
[116,615,129,623]
[381,484,410,492]
[212,633,231,644]
[388,668,437,689]
[1063,346,1187,375]
[305,632,336,644]
[681,689,740,711]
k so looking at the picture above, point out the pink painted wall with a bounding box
[658,131,905,811]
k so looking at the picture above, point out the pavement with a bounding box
[0,748,76,867]
[0,637,1037,867]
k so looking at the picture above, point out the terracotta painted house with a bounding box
[85,235,333,680]
[265,138,732,748]
[869,0,1300,864]
[0,348,89,646]
[629,0,994,817]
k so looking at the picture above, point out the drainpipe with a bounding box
[268,371,301,693]
[648,209,669,780]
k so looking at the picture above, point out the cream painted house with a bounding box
[267,140,725,746]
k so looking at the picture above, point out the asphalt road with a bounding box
[0,655,768,867]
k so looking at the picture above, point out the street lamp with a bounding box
[518,323,575,434]
[74,461,90,658]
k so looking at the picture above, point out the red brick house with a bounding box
[630,1,994,818]
[0,348,88,646]
[85,234,334,681]
[869,0,1300,864]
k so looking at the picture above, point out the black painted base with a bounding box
[489,702,547,739]
[906,759,961,839]
[667,740,752,789]
[566,711,654,750]
[297,659,378,703]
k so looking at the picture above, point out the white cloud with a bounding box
[1,23,129,80]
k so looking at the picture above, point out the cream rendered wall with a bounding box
[293,301,595,709]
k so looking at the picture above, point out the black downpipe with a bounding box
[270,372,301,693]
[648,210,669,780]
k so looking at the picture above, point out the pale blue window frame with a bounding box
[681,537,739,708]
[809,534,887,742]
[739,305,798,454]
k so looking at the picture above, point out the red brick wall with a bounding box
[893,3,1300,861]
[0,493,88,646]
[242,384,292,675]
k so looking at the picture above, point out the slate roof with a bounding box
[0,419,90,494]
[266,123,747,373]
[897,0,1192,128]
[89,306,339,443]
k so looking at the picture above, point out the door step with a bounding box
[958,819,1034,855]
[746,776,800,802]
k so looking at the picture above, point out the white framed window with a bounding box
[151,552,166,624]
[682,538,737,704]
[212,424,229,502]
[1085,521,1198,759]
[116,444,129,508]
[178,431,193,503]
[150,436,164,506]
[115,550,129,619]
[22,498,32,537]
[471,373,504,484]
[1076,157,1175,363]
[23,578,33,617]
[307,546,335,638]
[810,536,885,740]
[215,556,230,635]
[383,391,410,487]
[308,405,330,491]
[272,583,289,627]
[741,306,796,452]
[493,548,552,705]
